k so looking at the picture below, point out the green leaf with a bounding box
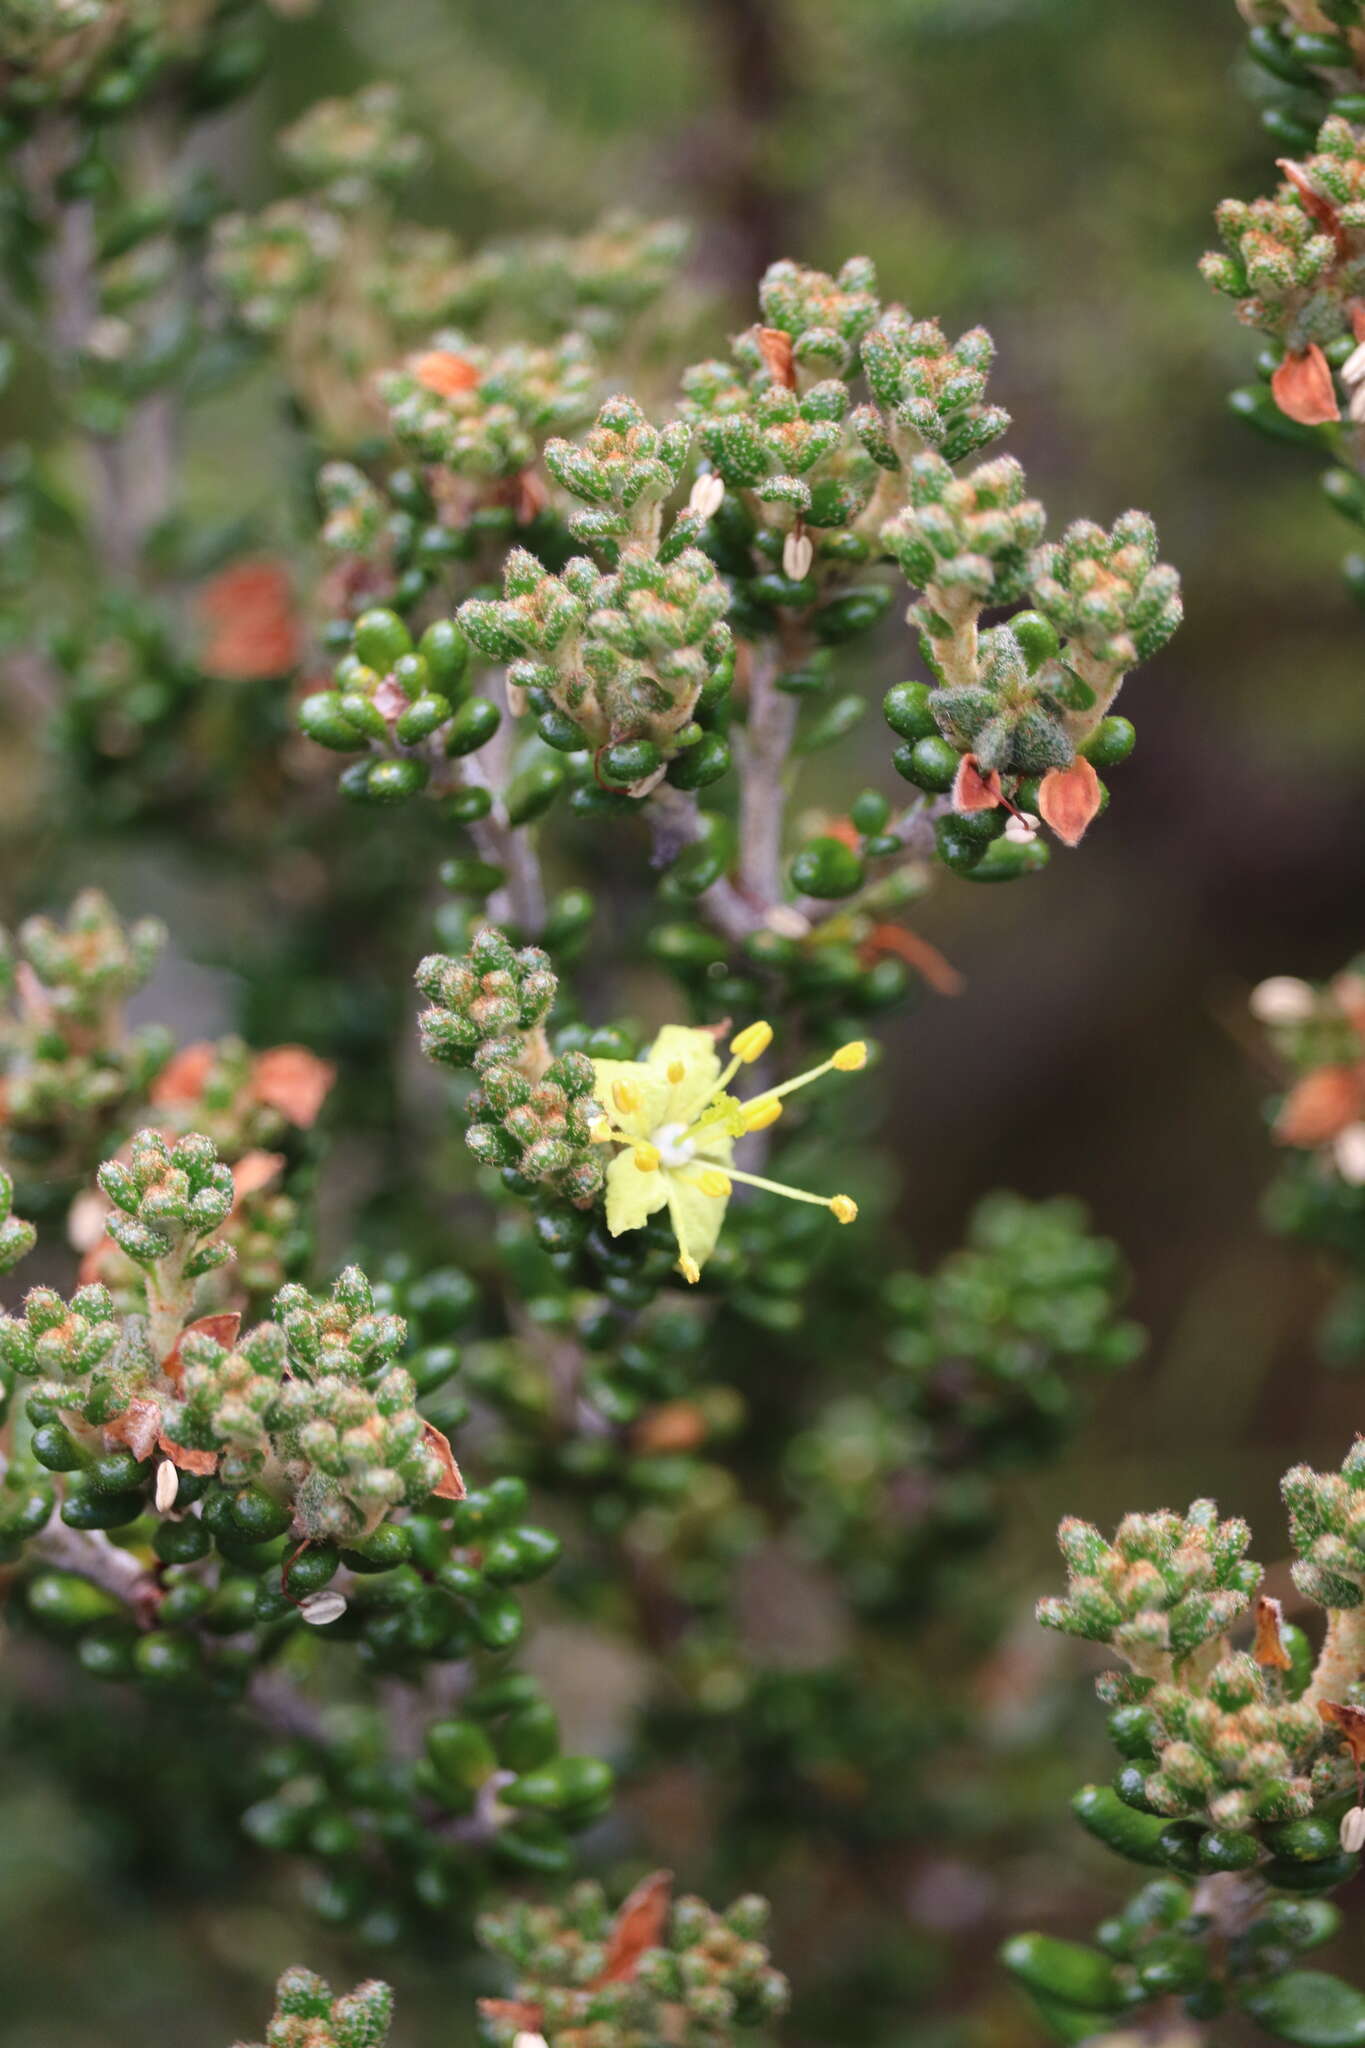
[1243,1973,1365,2048]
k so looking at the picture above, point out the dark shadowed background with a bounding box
[4,0,1365,2041]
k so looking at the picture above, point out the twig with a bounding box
[737,638,797,908]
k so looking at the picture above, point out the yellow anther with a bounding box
[741,1095,783,1133]
[632,1144,661,1172]
[678,1255,701,1285]
[589,1119,613,1143]
[730,1020,774,1064]
[830,1194,858,1224]
[698,1169,731,1198]
[832,1041,867,1072]
[667,1060,687,1084]
[613,1079,641,1115]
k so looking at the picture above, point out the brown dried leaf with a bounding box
[1253,1594,1293,1671]
[423,1419,466,1501]
[1319,1698,1365,1767]
[594,1870,673,1986]
[104,1397,162,1463]
[1277,158,1349,255]
[1038,757,1103,847]
[252,1045,336,1128]
[754,325,795,389]
[1271,344,1340,426]
[163,1311,242,1386]
[476,2002,543,2031]
[158,1433,218,1476]
[231,1149,286,1205]
[632,1401,708,1454]
[952,753,1002,814]
[150,1042,217,1106]
[412,350,480,398]
[862,923,964,998]
[1273,1064,1363,1146]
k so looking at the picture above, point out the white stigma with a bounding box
[653,1121,696,1168]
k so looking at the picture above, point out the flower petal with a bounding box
[590,1059,669,1139]
[644,1025,724,1124]
[666,1169,731,1280]
[605,1147,670,1236]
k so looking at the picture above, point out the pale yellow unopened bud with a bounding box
[299,1590,348,1626]
[688,473,725,522]
[613,1079,641,1115]
[783,529,813,581]
[1249,976,1315,1026]
[830,1194,858,1224]
[832,1041,867,1072]
[731,1020,773,1063]
[742,1096,783,1132]
[698,1169,731,1198]
[633,1144,661,1172]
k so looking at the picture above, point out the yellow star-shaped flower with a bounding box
[590,1021,864,1284]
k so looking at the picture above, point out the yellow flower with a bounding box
[590,1022,864,1284]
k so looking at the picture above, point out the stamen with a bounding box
[613,1080,641,1115]
[723,1165,857,1215]
[590,1119,614,1143]
[696,1169,731,1198]
[832,1041,867,1071]
[667,1059,686,1083]
[831,1195,858,1223]
[741,1096,783,1133]
[730,1020,773,1063]
[633,1144,661,1172]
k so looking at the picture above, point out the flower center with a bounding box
[652,1121,696,1168]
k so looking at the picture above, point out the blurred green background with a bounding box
[5,0,1365,2040]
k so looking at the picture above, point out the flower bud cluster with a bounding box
[0,889,170,1177]
[477,1875,788,2048]
[1203,118,1365,357]
[1037,1499,1261,1677]
[380,335,597,481]
[174,1272,444,1543]
[416,930,604,1205]
[460,538,730,788]
[236,1967,394,2048]
[1141,1652,1320,1829]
